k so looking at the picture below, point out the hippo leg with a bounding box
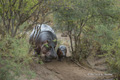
[58,56,62,61]
[34,49,42,64]
[44,56,52,62]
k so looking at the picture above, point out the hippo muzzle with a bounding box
[49,46,57,59]
[61,50,66,58]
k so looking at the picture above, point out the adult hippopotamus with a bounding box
[57,45,67,61]
[29,24,57,62]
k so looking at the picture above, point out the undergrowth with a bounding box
[0,34,36,80]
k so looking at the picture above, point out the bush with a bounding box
[0,35,35,80]
[102,37,120,74]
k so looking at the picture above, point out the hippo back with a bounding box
[29,24,55,45]
[36,31,57,46]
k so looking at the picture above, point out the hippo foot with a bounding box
[52,57,57,59]
[49,55,57,59]
[44,59,52,63]
[44,56,52,62]
[57,59,62,62]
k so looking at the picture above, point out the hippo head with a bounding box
[60,45,67,58]
[41,40,57,59]
[59,48,66,58]
[57,45,67,59]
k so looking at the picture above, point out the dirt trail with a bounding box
[30,58,112,80]
[44,59,103,80]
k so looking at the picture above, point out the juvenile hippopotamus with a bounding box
[57,45,67,61]
[29,24,57,62]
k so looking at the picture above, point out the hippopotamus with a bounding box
[29,24,57,62]
[57,45,67,61]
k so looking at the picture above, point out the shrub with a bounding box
[0,35,35,80]
[102,37,120,76]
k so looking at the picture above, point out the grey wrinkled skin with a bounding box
[29,24,57,62]
[30,24,55,38]
[59,45,67,57]
[57,45,67,61]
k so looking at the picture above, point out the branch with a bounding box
[21,8,52,36]
[43,9,58,18]
[27,0,44,14]
[77,16,89,38]
[0,0,4,5]
[12,0,17,6]
[71,59,87,70]
[13,6,39,37]
[77,20,84,38]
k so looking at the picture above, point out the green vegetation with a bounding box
[0,0,54,37]
[53,0,120,79]
[54,0,120,60]
[102,37,120,74]
[0,35,35,80]
[0,0,120,79]
[0,0,58,79]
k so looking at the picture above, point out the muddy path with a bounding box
[44,59,102,80]
[30,58,112,80]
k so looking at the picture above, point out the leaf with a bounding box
[53,39,57,42]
